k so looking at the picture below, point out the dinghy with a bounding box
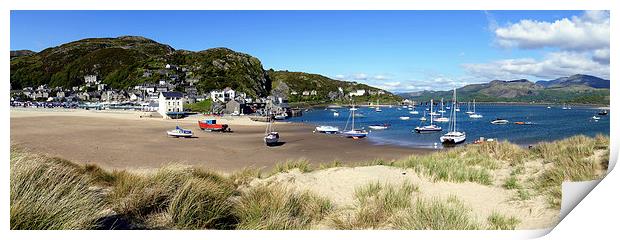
[368,124,390,130]
[399,116,411,120]
[491,118,509,124]
[315,125,340,134]
[167,126,193,138]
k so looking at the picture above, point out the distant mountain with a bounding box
[398,75,610,104]
[536,74,610,89]
[10,50,36,59]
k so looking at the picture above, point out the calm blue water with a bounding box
[288,104,610,149]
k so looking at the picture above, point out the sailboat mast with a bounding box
[473,99,476,113]
[453,89,457,131]
[352,104,355,130]
[430,99,434,125]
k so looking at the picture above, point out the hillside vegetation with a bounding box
[10,36,401,101]
[10,135,608,230]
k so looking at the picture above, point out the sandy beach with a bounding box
[10,108,429,172]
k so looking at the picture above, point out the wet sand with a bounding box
[10,109,431,172]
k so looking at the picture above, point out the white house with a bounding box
[84,75,98,86]
[210,87,236,103]
[158,92,184,119]
[348,89,366,97]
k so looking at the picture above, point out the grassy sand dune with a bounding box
[10,135,609,230]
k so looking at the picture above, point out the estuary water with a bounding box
[288,104,610,149]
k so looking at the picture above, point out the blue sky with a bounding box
[10,10,609,92]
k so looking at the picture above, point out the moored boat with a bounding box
[315,125,340,134]
[399,116,411,120]
[198,119,230,132]
[264,101,280,146]
[414,99,442,133]
[491,118,509,124]
[440,89,466,144]
[342,103,368,139]
[167,126,193,138]
[368,124,390,130]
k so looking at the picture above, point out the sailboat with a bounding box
[434,101,449,122]
[465,101,475,114]
[440,89,466,144]
[438,98,446,113]
[469,99,483,118]
[419,110,427,121]
[264,101,280,146]
[375,100,382,112]
[414,99,442,133]
[342,103,369,138]
[409,101,419,114]
[455,102,461,112]
[429,101,440,116]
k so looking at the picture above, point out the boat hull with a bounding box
[198,121,230,132]
[414,126,442,133]
[440,134,466,144]
[167,131,193,138]
[342,130,368,138]
[264,132,280,146]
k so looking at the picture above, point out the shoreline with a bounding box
[10,108,431,172]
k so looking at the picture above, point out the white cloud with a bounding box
[494,10,609,51]
[352,73,368,80]
[463,51,609,80]
[333,74,345,80]
[592,48,610,64]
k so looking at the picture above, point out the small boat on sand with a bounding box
[167,126,193,138]
[315,125,340,134]
[198,119,230,132]
[264,101,280,146]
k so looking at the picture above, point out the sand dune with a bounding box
[251,165,559,229]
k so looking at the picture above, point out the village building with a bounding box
[84,75,99,86]
[210,87,236,103]
[158,92,184,119]
[348,89,366,97]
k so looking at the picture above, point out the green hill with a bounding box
[268,70,402,104]
[10,36,174,90]
[10,36,401,102]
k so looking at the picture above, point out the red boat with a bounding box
[198,119,230,132]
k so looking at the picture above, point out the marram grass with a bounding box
[10,149,106,230]
[9,134,608,229]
